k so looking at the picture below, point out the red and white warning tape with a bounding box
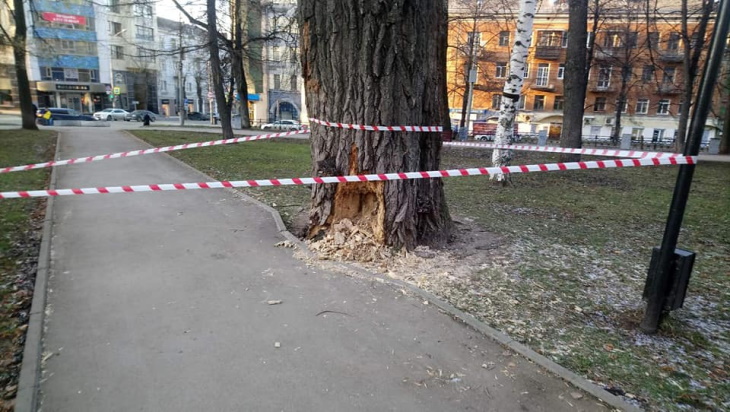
[1,126,685,174]
[309,118,442,132]
[0,129,305,174]
[0,156,695,200]
[444,141,681,159]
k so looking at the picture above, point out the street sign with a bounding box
[113,87,121,95]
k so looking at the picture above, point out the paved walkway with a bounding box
[36,128,612,411]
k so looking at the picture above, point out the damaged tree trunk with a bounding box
[299,0,452,251]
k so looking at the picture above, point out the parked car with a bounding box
[126,110,157,122]
[261,120,302,131]
[36,108,95,124]
[187,112,210,121]
[93,108,130,121]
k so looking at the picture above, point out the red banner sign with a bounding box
[42,12,86,25]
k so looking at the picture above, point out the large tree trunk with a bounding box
[561,0,588,162]
[299,0,451,250]
[12,0,38,131]
[491,0,537,179]
[207,0,233,139]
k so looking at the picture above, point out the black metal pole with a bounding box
[640,0,730,333]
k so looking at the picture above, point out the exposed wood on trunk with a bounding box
[299,0,452,250]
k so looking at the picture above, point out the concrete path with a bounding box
[37,128,610,411]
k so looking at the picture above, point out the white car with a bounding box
[261,120,302,131]
[93,108,130,121]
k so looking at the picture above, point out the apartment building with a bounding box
[260,0,305,124]
[97,0,160,112]
[156,18,209,117]
[0,0,107,112]
[448,0,723,143]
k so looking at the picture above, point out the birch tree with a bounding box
[300,0,452,250]
[491,0,536,179]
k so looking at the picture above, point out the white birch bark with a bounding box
[491,0,537,181]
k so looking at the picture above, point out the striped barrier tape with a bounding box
[443,141,681,159]
[0,127,684,174]
[0,129,306,174]
[0,156,695,200]
[309,118,442,132]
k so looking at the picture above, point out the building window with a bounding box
[597,65,612,88]
[627,32,638,48]
[135,4,153,18]
[533,95,545,110]
[467,31,481,47]
[136,26,154,41]
[110,21,123,35]
[537,31,564,47]
[604,32,622,48]
[111,45,124,59]
[495,62,507,78]
[641,65,654,82]
[648,32,659,48]
[662,67,676,84]
[586,31,593,48]
[161,80,167,91]
[516,95,525,110]
[491,94,501,109]
[290,75,298,91]
[499,31,510,47]
[557,64,565,79]
[636,99,649,114]
[667,32,680,51]
[553,96,564,111]
[652,129,665,142]
[274,74,281,89]
[51,67,65,81]
[616,99,628,113]
[632,128,644,139]
[536,63,550,86]
[657,99,670,115]
[594,97,607,112]
[272,46,281,60]
[523,63,529,79]
[110,0,120,13]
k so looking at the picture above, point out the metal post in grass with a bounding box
[640,0,730,334]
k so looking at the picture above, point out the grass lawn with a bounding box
[0,129,56,408]
[132,130,729,411]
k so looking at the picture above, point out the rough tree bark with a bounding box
[12,0,38,130]
[560,0,588,162]
[299,0,452,250]
[207,0,234,139]
[491,0,536,177]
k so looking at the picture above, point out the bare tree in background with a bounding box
[0,0,38,130]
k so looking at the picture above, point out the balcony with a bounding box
[659,52,683,62]
[589,84,615,93]
[659,84,682,95]
[593,48,627,61]
[534,46,563,60]
[531,82,555,91]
